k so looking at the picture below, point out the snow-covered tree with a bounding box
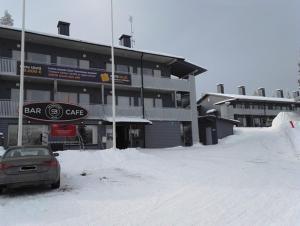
[0,10,14,26]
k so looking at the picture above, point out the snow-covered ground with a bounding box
[1,113,300,226]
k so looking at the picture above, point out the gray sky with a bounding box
[1,0,300,99]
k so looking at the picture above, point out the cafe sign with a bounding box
[23,102,88,122]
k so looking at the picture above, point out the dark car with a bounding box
[0,146,60,193]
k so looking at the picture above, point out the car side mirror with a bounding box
[53,152,59,157]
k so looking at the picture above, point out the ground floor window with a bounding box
[8,124,48,146]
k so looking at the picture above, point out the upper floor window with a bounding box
[57,56,78,68]
[12,50,21,61]
[57,92,77,104]
[27,52,51,64]
[79,60,90,69]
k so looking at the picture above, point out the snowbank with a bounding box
[272,112,300,129]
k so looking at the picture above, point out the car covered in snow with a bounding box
[0,146,60,192]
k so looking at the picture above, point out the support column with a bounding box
[189,75,199,144]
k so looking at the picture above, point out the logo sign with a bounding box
[23,102,88,122]
[100,72,131,85]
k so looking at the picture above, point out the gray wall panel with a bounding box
[145,121,181,148]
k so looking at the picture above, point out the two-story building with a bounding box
[0,22,206,149]
[198,84,300,127]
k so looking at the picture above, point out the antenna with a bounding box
[129,15,135,47]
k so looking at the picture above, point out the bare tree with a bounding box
[0,10,14,26]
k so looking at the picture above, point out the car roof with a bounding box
[7,146,50,151]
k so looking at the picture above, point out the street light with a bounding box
[110,0,116,150]
[17,0,26,146]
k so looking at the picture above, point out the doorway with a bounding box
[116,125,129,149]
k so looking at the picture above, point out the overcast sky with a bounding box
[1,0,300,99]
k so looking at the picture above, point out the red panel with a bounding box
[51,124,77,137]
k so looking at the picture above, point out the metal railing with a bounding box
[0,58,17,75]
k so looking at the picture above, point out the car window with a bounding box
[0,147,5,157]
[4,147,50,158]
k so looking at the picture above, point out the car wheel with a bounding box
[51,179,60,189]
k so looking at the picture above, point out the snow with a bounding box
[1,114,300,225]
[204,92,296,104]
[105,117,152,124]
[206,108,217,114]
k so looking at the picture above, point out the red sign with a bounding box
[51,124,77,137]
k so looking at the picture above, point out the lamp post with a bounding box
[17,0,26,146]
[110,0,116,150]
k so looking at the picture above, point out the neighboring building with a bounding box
[198,115,239,145]
[0,22,207,149]
[198,84,300,127]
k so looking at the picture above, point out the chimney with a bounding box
[292,91,300,99]
[238,86,246,95]
[257,87,266,97]
[276,89,284,98]
[119,34,132,48]
[217,84,224,94]
[57,21,70,36]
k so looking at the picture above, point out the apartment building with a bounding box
[0,22,206,149]
[198,84,300,127]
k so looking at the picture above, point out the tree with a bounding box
[0,10,14,26]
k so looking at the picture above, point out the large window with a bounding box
[26,89,50,102]
[12,50,21,61]
[79,93,90,104]
[57,56,78,67]
[144,98,154,108]
[27,52,51,64]
[79,60,90,69]
[118,96,130,107]
[8,125,48,146]
[57,92,77,104]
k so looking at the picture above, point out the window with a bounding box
[144,98,154,108]
[118,96,130,107]
[57,56,78,67]
[79,60,90,69]
[153,69,161,77]
[79,93,90,104]
[155,98,162,108]
[116,64,129,73]
[143,68,153,76]
[26,89,50,102]
[57,92,77,104]
[12,50,21,61]
[27,52,51,64]
[78,125,98,145]
[11,88,20,101]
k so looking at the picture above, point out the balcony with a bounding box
[0,58,17,75]
[0,100,192,122]
[0,58,190,92]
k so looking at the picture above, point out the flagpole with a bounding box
[110,0,116,150]
[17,0,26,146]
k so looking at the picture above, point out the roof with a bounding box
[0,25,207,78]
[198,93,296,105]
[198,115,240,125]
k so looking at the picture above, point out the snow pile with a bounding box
[272,112,300,129]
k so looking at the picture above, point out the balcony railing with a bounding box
[0,100,192,121]
[0,58,17,75]
[0,57,190,91]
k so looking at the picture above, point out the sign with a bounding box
[51,124,77,137]
[23,102,88,122]
[99,72,131,85]
[18,62,132,85]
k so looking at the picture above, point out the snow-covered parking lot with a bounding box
[1,115,300,226]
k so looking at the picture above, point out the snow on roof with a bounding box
[104,117,152,124]
[206,109,217,114]
[204,93,296,105]
[0,25,185,60]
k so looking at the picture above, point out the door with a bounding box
[206,127,213,145]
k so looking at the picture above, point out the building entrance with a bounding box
[116,125,129,149]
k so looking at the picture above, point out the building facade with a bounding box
[0,23,206,149]
[198,85,300,127]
